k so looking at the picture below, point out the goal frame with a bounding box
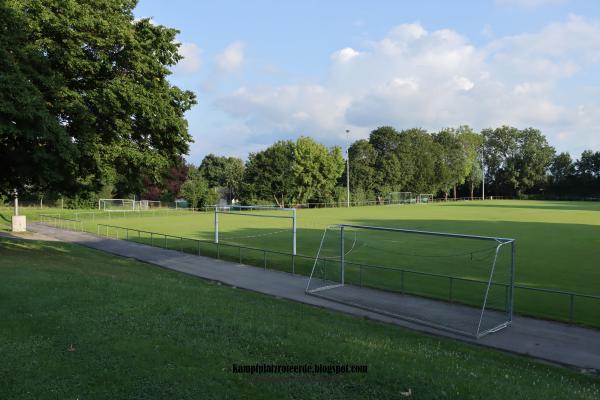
[386,191,414,205]
[305,224,516,338]
[214,205,297,255]
[136,200,161,210]
[98,198,135,211]
[417,193,434,203]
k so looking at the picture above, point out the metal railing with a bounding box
[91,223,600,329]
[39,214,83,232]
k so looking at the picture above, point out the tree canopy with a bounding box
[0,0,196,197]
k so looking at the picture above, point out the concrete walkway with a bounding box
[28,223,600,372]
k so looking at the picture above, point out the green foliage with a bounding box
[483,126,555,196]
[243,138,344,206]
[179,176,214,208]
[199,154,244,201]
[0,0,196,197]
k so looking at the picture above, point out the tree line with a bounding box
[161,126,599,209]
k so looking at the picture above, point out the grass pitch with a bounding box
[1,237,598,399]
[3,200,600,325]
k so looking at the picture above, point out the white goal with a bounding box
[417,193,434,203]
[214,205,297,255]
[136,200,161,210]
[386,192,414,204]
[99,198,135,211]
[306,224,515,338]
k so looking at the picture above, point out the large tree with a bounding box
[0,0,196,197]
[292,136,344,204]
[482,126,555,196]
[199,154,244,202]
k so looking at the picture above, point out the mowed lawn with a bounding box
[3,200,600,325]
[0,237,598,399]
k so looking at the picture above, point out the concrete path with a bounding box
[27,223,600,372]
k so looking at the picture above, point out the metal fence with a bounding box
[88,222,600,329]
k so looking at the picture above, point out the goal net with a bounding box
[417,194,434,203]
[99,199,135,211]
[214,205,297,255]
[136,200,161,211]
[386,192,414,204]
[306,224,515,338]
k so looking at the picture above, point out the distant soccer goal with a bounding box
[417,193,434,204]
[214,205,297,255]
[136,200,161,211]
[386,192,414,204]
[306,224,515,338]
[99,198,135,211]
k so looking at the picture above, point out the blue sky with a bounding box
[134,0,600,163]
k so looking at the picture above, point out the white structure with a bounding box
[98,198,135,211]
[136,200,161,210]
[306,224,515,338]
[417,193,434,204]
[11,189,26,232]
[214,205,297,255]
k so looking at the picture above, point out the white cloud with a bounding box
[214,17,600,154]
[331,47,361,63]
[215,41,245,72]
[175,42,202,74]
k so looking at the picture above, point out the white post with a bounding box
[292,209,297,255]
[14,189,19,216]
[340,225,345,285]
[214,207,219,243]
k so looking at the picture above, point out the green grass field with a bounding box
[3,200,600,326]
[1,237,598,399]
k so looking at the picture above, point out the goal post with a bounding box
[214,205,297,255]
[306,224,515,338]
[99,198,135,211]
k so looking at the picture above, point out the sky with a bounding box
[134,0,600,163]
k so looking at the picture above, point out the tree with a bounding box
[1,0,196,197]
[199,154,244,201]
[0,1,78,195]
[551,153,576,182]
[434,129,468,200]
[179,172,216,208]
[368,127,415,196]
[292,136,344,204]
[482,126,554,196]
[346,139,377,197]
[242,141,296,207]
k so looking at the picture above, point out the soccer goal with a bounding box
[136,200,161,210]
[99,198,135,211]
[417,193,434,203]
[386,192,414,204]
[306,224,515,338]
[214,205,297,255]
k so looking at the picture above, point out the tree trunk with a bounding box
[453,184,457,200]
[444,191,448,201]
[470,182,474,200]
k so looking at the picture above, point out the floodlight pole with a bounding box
[481,144,485,200]
[346,129,350,208]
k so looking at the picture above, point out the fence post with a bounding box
[263,250,267,269]
[292,255,295,275]
[401,270,405,294]
[151,232,153,246]
[197,240,201,256]
[164,234,167,249]
[449,277,454,303]
[126,228,129,241]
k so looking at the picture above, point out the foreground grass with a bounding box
[0,238,598,399]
